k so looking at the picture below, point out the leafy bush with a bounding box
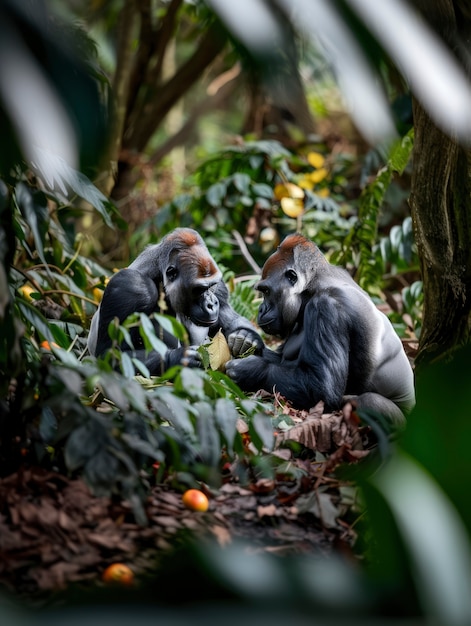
[333,130,415,290]
[130,139,354,270]
[46,343,273,524]
[0,164,278,523]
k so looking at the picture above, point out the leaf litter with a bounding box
[0,397,374,600]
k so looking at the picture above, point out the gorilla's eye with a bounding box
[285,269,298,285]
[192,285,206,297]
[166,265,178,282]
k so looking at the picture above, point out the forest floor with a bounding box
[0,400,377,606]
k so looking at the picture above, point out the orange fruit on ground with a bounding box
[102,563,134,586]
[182,488,209,512]
[40,341,59,350]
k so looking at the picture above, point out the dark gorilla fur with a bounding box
[88,228,262,374]
[226,234,415,426]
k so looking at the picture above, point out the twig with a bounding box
[231,230,261,274]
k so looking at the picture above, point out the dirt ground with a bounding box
[0,401,376,604]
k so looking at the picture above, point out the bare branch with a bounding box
[128,24,227,152]
[96,0,139,195]
[232,230,262,275]
[148,64,241,166]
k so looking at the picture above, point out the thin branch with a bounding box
[126,0,183,137]
[97,0,139,195]
[150,0,184,84]
[232,230,262,275]
[148,64,240,166]
[129,24,226,151]
[125,0,154,120]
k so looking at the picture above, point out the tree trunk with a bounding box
[111,24,226,204]
[95,0,139,197]
[409,0,471,372]
[410,104,471,370]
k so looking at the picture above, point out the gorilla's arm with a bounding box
[213,281,264,356]
[88,269,201,373]
[226,294,350,409]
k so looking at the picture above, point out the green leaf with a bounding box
[132,357,150,379]
[206,182,227,207]
[249,155,264,169]
[153,391,195,436]
[118,322,135,349]
[33,149,116,228]
[153,313,187,341]
[410,280,423,300]
[139,313,168,356]
[120,351,135,378]
[240,195,253,207]
[122,378,150,413]
[390,224,402,250]
[197,344,211,370]
[15,182,50,269]
[232,173,251,194]
[84,449,121,494]
[255,197,271,210]
[39,407,58,443]
[48,323,71,349]
[16,299,56,344]
[65,419,106,471]
[98,373,130,410]
[379,237,391,264]
[177,367,205,399]
[53,347,81,369]
[121,433,162,460]
[209,371,246,397]
[372,451,471,623]
[252,412,275,450]
[402,215,413,236]
[252,182,273,199]
[215,398,238,454]
[194,401,221,466]
[389,129,414,174]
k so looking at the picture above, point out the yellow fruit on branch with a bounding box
[310,167,328,184]
[19,285,37,301]
[93,287,104,302]
[307,151,326,169]
[274,182,304,201]
[280,197,305,218]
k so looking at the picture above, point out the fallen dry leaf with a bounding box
[207,329,231,371]
[257,504,279,518]
[210,524,232,547]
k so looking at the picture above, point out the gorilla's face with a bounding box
[163,239,221,326]
[256,265,305,338]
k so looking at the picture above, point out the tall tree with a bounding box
[96,0,227,201]
[91,0,316,204]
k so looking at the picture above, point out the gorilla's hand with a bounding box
[225,355,265,390]
[227,329,263,357]
[166,346,203,369]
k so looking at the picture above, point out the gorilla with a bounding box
[226,234,416,427]
[88,228,262,374]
